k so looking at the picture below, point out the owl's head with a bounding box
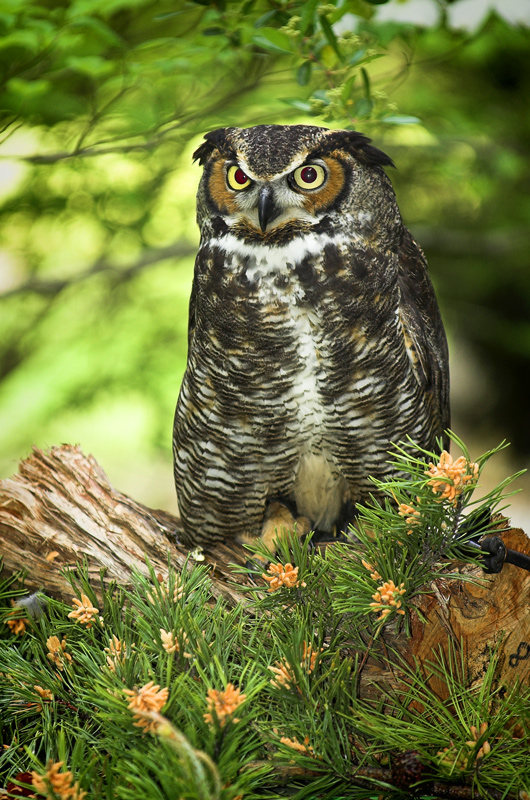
[193,125,399,244]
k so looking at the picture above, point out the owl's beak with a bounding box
[257,185,277,233]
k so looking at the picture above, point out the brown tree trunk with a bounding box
[1,445,529,694]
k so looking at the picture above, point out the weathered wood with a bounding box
[1,444,529,698]
[0,445,249,607]
[402,526,530,696]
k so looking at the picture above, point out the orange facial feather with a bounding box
[207,157,239,215]
[301,155,345,215]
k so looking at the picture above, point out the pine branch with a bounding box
[1,441,530,798]
[425,783,506,800]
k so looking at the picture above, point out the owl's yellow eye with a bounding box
[227,165,252,191]
[292,164,326,190]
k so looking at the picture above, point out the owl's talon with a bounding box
[244,558,270,584]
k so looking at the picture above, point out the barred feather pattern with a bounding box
[173,125,449,545]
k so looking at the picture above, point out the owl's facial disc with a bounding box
[224,165,279,231]
[223,159,331,233]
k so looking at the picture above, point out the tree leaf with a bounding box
[347,48,366,65]
[69,16,125,48]
[253,10,284,28]
[0,29,40,53]
[281,97,313,112]
[341,74,356,101]
[296,61,312,86]
[360,66,371,98]
[6,77,51,98]
[353,97,373,117]
[319,14,343,62]
[202,27,226,36]
[251,28,294,55]
[66,55,115,77]
[240,0,256,14]
[299,0,319,35]
[347,49,384,66]
[312,89,330,103]
[382,115,421,124]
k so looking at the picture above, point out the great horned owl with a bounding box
[173,125,450,551]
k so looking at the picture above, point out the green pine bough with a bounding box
[0,434,528,800]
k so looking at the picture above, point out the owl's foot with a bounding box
[308,528,349,545]
[260,500,311,555]
[237,500,311,570]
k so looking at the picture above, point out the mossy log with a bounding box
[1,444,529,697]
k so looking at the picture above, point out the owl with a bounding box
[173,125,450,553]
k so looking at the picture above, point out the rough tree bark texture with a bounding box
[404,530,530,699]
[0,445,249,607]
[1,445,529,694]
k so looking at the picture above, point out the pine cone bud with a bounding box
[391,750,425,790]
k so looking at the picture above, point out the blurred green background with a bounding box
[1,0,529,523]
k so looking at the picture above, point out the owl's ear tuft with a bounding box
[320,130,395,169]
[344,131,395,169]
[193,140,216,165]
[358,142,395,169]
[193,128,236,165]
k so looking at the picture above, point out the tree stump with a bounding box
[404,529,530,699]
[1,445,529,696]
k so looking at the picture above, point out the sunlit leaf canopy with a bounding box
[0,0,529,510]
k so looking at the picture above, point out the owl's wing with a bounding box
[397,228,450,448]
[187,278,197,352]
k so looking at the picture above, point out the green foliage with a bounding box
[249,3,400,126]
[0,0,402,139]
[328,432,523,632]
[0,0,431,497]
[1,3,529,500]
[348,645,530,797]
[240,432,523,634]
[1,560,270,799]
[1,440,529,798]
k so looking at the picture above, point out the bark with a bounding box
[401,526,530,697]
[0,444,249,607]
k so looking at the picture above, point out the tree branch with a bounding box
[7,64,268,166]
[248,761,508,799]
[0,241,196,301]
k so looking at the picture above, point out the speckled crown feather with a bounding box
[192,124,394,178]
